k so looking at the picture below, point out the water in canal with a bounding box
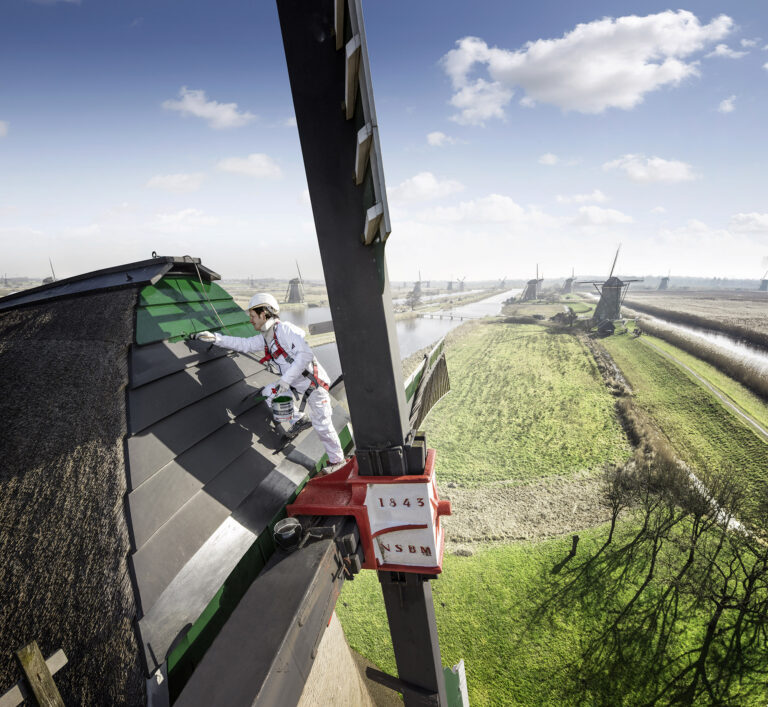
[280,289,520,381]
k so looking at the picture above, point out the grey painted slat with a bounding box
[127,405,276,550]
[130,446,276,615]
[136,516,257,673]
[126,369,276,490]
[129,339,229,389]
[128,354,268,435]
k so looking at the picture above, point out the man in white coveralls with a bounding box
[194,293,346,472]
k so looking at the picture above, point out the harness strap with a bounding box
[269,323,329,392]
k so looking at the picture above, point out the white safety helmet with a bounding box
[248,292,280,316]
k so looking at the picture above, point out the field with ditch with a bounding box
[338,313,768,706]
[624,290,768,348]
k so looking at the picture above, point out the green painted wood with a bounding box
[136,275,252,345]
[139,278,231,306]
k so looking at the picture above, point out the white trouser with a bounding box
[305,387,345,464]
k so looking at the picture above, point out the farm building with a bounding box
[0,256,366,704]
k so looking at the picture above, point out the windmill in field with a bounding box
[759,270,768,291]
[284,260,305,303]
[658,270,670,291]
[580,246,642,324]
[498,276,507,289]
[412,271,422,296]
[521,265,543,301]
[561,268,575,294]
[457,276,466,292]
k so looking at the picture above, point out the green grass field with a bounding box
[339,518,767,706]
[338,319,768,705]
[422,322,631,484]
[602,333,768,516]
[637,331,768,432]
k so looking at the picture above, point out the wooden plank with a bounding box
[139,278,231,306]
[0,650,68,707]
[14,642,64,707]
[129,338,229,389]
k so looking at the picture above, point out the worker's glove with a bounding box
[276,381,291,395]
[261,384,278,398]
[190,331,219,344]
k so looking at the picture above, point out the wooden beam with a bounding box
[0,643,67,707]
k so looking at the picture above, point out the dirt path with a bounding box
[440,473,610,554]
[638,337,768,443]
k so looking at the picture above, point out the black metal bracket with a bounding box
[366,667,439,706]
[356,431,427,476]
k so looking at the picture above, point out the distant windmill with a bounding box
[457,276,466,292]
[760,270,768,292]
[579,246,643,324]
[412,271,422,296]
[521,265,543,301]
[561,267,575,295]
[284,260,305,303]
[658,270,670,291]
[42,258,57,285]
[498,276,507,289]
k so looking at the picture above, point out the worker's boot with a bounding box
[284,414,311,439]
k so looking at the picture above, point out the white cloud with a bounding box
[740,39,758,48]
[389,172,464,202]
[419,194,557,227]
[730,213,768,233]
[146,172,205,192]
[764,62,768,71]
[0,121,7,138]
[557,189,607,204]
[706,43,747,59]
[651,206,667,214]
[216,153,282,178]
[162,87,256,130]
[448,78,513,125]
[440,11,732,121]
[538,152,559,165]
[573,205,633,225]
[718,95,736,113]
[427,131,455,147]
[147,208,218,233]
[603,154,696,183]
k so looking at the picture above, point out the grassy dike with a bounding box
[601,332,768,517]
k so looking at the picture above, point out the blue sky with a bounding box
[1,0,766,282]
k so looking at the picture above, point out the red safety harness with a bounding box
[258,322,329,392]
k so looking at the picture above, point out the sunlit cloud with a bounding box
[216,153,282,178]
[572,205,633,226]
[162,87,256,129]
[538,153,558,165]
[441,11,732,121]
[557,189,607,204]
[0,121,7,138]
[717,95,736,113]
[389,172,464,202]
[706,43,747,59]
[603,154,696,183]
[427,131,455,147]
[146,172,205,192]
[730,212,768,233]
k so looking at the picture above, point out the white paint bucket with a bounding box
[271,394,294,422]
